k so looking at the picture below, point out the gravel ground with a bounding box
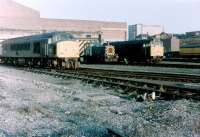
[0,65,200,137]
[81,64,200,76]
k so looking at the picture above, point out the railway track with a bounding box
[65,68,200,83]
[89,61,200,69]
[25,68,200,101]
[120,62,200,69]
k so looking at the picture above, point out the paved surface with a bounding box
[0,65,200,137]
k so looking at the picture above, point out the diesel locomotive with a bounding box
[0,32,80,69]
[82,39,164,64]
[110,39,164,64]
[81,42,118,63]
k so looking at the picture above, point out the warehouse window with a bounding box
[33,42,41,54]
[86,35,91,38]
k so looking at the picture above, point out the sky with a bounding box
[13,0,200,33]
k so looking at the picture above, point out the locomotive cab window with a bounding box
[48,44,57,55]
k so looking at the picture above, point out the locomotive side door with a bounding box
[40,41,48,57]
[143,43,147,58]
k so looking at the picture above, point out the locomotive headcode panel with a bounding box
[150,45,164,58]
[56,41,80,58]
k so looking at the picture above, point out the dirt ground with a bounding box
[0,65,199,137]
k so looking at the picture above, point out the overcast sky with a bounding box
[13,0,200,33]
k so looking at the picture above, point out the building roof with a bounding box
[0,0,40,19]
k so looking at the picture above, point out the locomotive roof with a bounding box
[110,39,152,46]
[2,32,74,44]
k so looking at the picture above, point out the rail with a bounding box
[25,68,200,101]
[65,68,200,83]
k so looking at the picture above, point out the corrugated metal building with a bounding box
[0,0,127,42]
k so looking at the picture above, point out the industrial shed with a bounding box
[0,0,127,42]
